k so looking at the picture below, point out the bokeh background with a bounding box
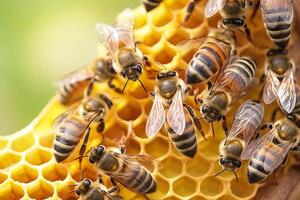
[0,0,139,134]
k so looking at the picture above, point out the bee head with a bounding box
[156,70,177,80]
[201,105,222,122]
[219,156,241,171]
[75,179,92,196]
[89,145,105,164]
[121,64,142,81]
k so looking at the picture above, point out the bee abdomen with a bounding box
[167,116,197,158]
[263,8,292,48]
[186,42,227,84]
[142,0,163,12]
[53,119,85,162]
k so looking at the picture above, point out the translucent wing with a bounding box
[52,103,80,129]
[241,126,277,160]
[145,93,165,138]
[263,68,280,104]
[116,9,134,31]
[278,68,296,113]
[166,86,185,135]
[205,0,227,17]
[117,153,156,172]
[226,100,264,145]
[261,0,294,29]
[263,141,293,172]
[95,23,114,45]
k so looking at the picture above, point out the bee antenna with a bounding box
[79,169,86,182]
[73,155,89,161]
[211,122,215,138]
[138,78,147,93]
[122,79,130,94]
[233,170,239,182]
[214,169,226,177]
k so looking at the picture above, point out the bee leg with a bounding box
[97,119,105,133]
[183,0,201,23]
[222,116,229,136]
[271,107,282,122]
[108,185,119,194]
[108,78,122,94]
[85,78,96,97]
[143,55,151,66]
[98,175,104,184]
[244,23,254,44]
[250,0,260,21]
[184,104,207,140]
[78,128,91,169]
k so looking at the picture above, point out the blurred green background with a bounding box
[0,0,139,134]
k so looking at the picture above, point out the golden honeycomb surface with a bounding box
[0,0,297,199]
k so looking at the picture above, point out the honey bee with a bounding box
[53,94,113,164]
[286,85,300,129]
[217,100,264,180]
[244,117,299,184]
[58,58,120,105]
[260,0,294,49]
[74,177,123,200]
[146,71,206,158]
[95,9,149,93]
[196,56,257,136]
[142,0,163,12]
[184,29,235,84]
[88,144,157,194]
[263,48,296,113]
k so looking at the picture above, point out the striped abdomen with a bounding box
[186,40,230,84]
[143,0,163,12]
[247,142,279,183]
[220,57,256,101]
[166,108,197,158]
[58,69,93,105]
[262,7,293,48]
[53,117,86,162]
[104,156,156,194]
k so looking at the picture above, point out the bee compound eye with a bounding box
[84,179,91,187]
[75,190,81,196]
[167,71,176,77]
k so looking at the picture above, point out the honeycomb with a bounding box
[0,0,298,199]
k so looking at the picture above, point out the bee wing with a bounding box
[241,126,276,160]
[118,153,156,172]
[278,68,296,113]
[263,68,280,104]
[263,141,293,172]
[166,87,185,135]
[205,0,227,17]
[261,0,294,28]
[145,92,165,138]
[227,100,264,145]
[52,103,81,129]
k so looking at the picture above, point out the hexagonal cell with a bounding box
[39,132,55,148]
[130,83,151,99]
[218,194,240,200]
[200,176,224,197]
[125,138,141,155]
[151,6,173,27]
[0,152,21,169]
[42,163,68,182]
[145,137,169,158]
[0,138,8,150]
[147,175,170,199]
[11,164,38,183]
[159,156,183,178]
[11,132,35,152]
[154,43,176,64]
[137,27,161,47]
[117,100,142,121]
[134,10,147,29]
[230,178,256,198]
[0,181,24,199]
[133,120,148,139]
[190,196,206,200]
[0,172,8,184]
[186,155,210,177]
[70,167,97,182]
[182,9,204,29]
[104,124,127,141]
[173,176,197,197]
[167,29,190,45]
[25,148,52,165]
[27,179,54,199]
[57,181,77,200]
[163,196,181,200]
[198,137,221,159]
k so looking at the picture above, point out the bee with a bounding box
[58,58,120,105]
[185,29,235,84]
[142,0,163,12]
[260,0,294,49]
[196,56,257,136]
[74,177,123,200]
[95,9,149,93]
[263,48,296,113]
[88,144,157,194]
[217,100,264,181]
[146,71,206,157]
[286,85,300,129]
[244,117,299,184]
[53,94,113,164]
